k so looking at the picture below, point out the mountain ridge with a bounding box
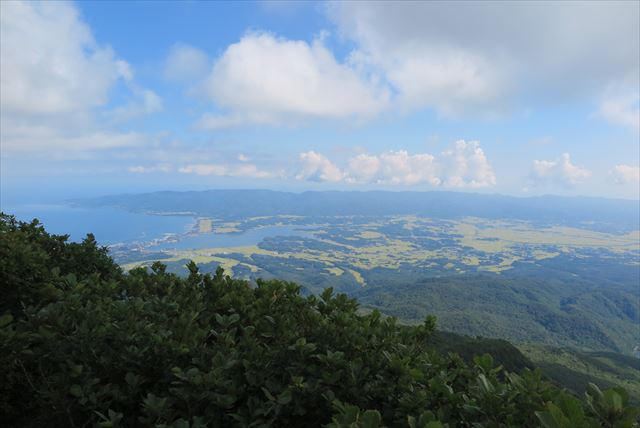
[71,189,640,232]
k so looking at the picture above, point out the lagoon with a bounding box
[151,225,315,250]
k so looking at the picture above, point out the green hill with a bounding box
[519,345,640,404]
[427,331,535,374]
[355,273,639,354]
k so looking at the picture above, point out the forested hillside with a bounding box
[519,345,640,405]
[1,213,637,427]
[355,273,639,354]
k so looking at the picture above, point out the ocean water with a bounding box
[3,204,315,249]
[4,204,195,245]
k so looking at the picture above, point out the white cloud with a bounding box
[164,43,210,82]
[0,1,130,116]
[178,163,273,178]
[0,1,157,154]
[610,164,640,185]
[198,33,389,128]
[110,88,163,122]
[328,1,639,116]
[347,154,381,183]
[440,141,496,188]
[530,153,591,187]
[1,122,144,153]
[598,93,640,133]
[296,151,345,182]
[237,153,250,162]
[128,164,172,174]
[296,141,495,188]
[350,44,506,118]
[348,151,441,186]
[180,3,638,128]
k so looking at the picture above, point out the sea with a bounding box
[3,203,314,250]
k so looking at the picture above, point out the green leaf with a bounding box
[0,313,13,328]
[277,389,292,405]
[536,411,560,428]
[262,387,275,401]
[69,384,83,398]
[418,411,437,425]
[360,410,381,428]
[125,372,140,387]
[555,393,584,422]
[603,389,624,411]
[228,313,240,324]
[473,353,493,372]
[477,373,494,394]
[407,415,417,428]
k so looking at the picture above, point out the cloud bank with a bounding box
[185,2,639,128]
[296,141,495,188]
[328,1,639,117]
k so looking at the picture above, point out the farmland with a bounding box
[117,214,639,288]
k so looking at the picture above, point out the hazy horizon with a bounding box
[3,183,640,210]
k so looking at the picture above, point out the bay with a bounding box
[4,204,195,245]
[151,225,315,250]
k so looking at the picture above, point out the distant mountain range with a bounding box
[71,189,640,232]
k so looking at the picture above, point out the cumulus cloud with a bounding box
[347,154,381,183]
[164,43,210,82]
[198,33,389,128]
[440,141,496,188]
[347,151,440,186]
[296,151,344,182]
[0,1,130,116]
[0,1,157,154]
[296,141,495,188]
[530,153,591,187]
[598,94,640,133]
[178,163,273,178]
[610,164,640,185]
[328,1,639,116]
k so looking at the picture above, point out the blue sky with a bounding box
[1,0,639,204]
